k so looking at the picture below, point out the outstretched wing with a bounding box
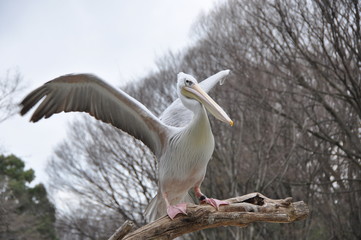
[20,74,169,157]
[198,69,230,93]
[160,70,230,127]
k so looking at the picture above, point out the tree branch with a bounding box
[109,193,309,240]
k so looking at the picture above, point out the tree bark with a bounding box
[108,193,309,240]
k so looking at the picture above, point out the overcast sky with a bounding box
[0,0,223,186]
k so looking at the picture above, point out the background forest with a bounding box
[1,0,360,239]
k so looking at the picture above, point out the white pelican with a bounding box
[20,70,233,221]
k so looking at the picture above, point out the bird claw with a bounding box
[201,198,229,210]
[167,203,187,219]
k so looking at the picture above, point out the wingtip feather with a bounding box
[19,86,48,117]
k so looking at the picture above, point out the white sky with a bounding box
[0,0,223,185]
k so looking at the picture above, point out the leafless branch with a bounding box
[109,193,309,240]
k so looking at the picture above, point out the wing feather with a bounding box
[20,74,169,157]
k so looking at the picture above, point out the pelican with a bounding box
[20,70,233,221]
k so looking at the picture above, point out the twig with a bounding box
[108,220,136,240]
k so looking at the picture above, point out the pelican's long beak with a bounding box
[182,83,233,126]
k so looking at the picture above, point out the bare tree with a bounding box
[55,203,123,240]
[47,116,158,224]
[0,70,23,123]
[188,0,360,239]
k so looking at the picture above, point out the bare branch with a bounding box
[110,193,309,240]
[0,70,23,123]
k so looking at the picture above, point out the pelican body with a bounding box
[20,70,233,221]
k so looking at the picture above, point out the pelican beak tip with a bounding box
[230,120,234,126]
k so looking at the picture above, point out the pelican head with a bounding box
[177,72,233,126]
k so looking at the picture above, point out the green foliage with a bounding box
[0,154,35,182]
[0,154,57,240]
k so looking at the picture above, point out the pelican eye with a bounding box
[185,79,193,86]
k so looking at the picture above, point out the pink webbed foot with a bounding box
[167,203,187,219]
[200,197,229,210]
